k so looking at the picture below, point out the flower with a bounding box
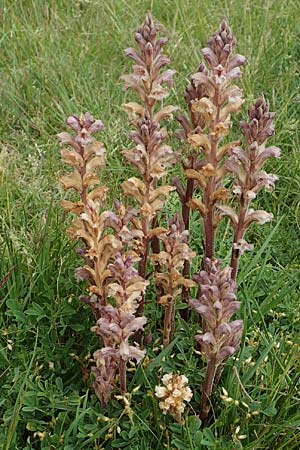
[155,373,192,418]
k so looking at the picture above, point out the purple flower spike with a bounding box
[190,259,243,365]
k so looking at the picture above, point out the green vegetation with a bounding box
[1,0,300,448]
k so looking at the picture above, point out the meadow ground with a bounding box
[1,0,300,448]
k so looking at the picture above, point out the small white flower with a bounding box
[162,373,173,385]
[155,386,167,398]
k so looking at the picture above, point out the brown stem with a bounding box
[163,300,175,347]
[137,175,151,317]
[182,177,194,229]
[203,196,215,259]
[151,216,161,254]
[119,358,127,395]
[181,168,195,320]
[200,356,218,423]
[231,149,256,280]
[137,235,149,316]
[213,363,224,388]
[203,87,220,261]
[79,144,88,206]
[230,198,248,281]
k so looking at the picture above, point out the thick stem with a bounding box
[163,300,175,347]
[203,197,215,259]
[137,177,151,316]
[200,356,218,423]
[137,236,149,317]
[181,168,195,320]
[231,152,256,280]
[151,216,161,254]
[213,364,224,389]
[182,177,194,229]
[119,358,127,395]
[202,87,220,261]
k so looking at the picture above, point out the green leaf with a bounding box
[263,404,277,417]
[201,428,216,446]
[55,377,63,391]
[186,416,201,434]
[70,323,86,331]
[175,303,188,310]
[6,299,25,322]
[146,337,178,373]
[111,438,128,448]
[171,437,190,450]
[25,303,46,318]
[0,346,9,367]
[193,430,204,446]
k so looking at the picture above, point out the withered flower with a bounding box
[59,114,147,404]
[58,113,117,312]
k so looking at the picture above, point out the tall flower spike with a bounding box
[121,13,178,317]
[176,20,246,258]
[58,113,121,314]
[220,95,281,279]
[151,214,195,347]
[59,114,145,405]
[173,21,246,315]
[190,258,243,421]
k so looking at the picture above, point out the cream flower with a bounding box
[155,373,192,418]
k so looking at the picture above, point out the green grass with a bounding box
[1,0,300,448]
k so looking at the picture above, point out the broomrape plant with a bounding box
[58,13,280,425]
[58,114,147,405]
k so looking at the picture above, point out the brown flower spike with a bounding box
[221,95,281,279]
[190,259,243,421]
[151,214,195,347]
[175,21,280,422]
[173,20,246,316]
[122,13,178,316]
[59,114,147,405]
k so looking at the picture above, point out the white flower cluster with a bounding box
[155,373,192,417]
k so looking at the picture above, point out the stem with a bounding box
[200,356,218,423]
[151,216,161,254]
[119,358,127,395]
[137,236,149,316]
[181,160,195,320]
[203,86,220,260]
[203,193,215,259]
[137,175,151,316]
[163,300,175,347]
[230,205,247,281]
[230,153,254,280]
